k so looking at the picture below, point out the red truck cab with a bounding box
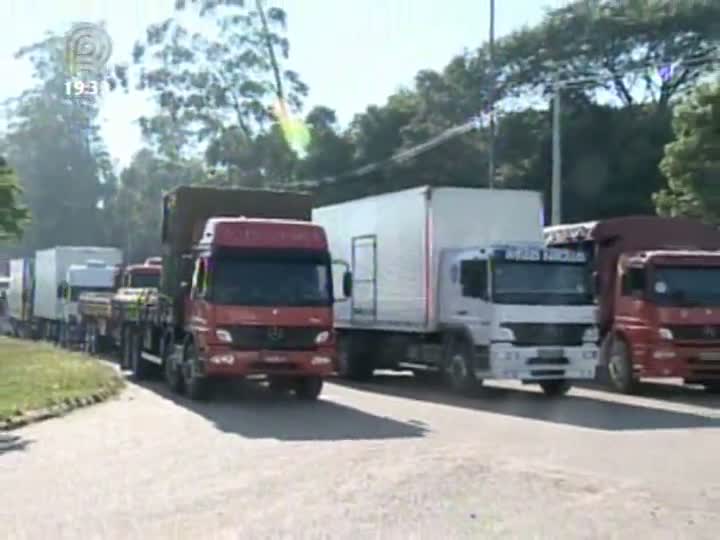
[180,217,335,398]
[118,261,161,289]
[545,216,720,394]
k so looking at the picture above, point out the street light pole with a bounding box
[551,82,562,225]
[487,0,496,188]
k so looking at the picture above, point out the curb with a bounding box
[0,380,124,431]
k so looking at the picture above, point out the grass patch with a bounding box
[0,337,123,424]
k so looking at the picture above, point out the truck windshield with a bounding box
[652,266,720,307]
[70,287,114,301]
[209,255,332,307]
[129,273,159,288]
[492,262,592,305]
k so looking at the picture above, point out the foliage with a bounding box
[2,32,117,252]
[0,158,30,240]
[654,79,720,221]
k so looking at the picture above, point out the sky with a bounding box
[1,0,573,168]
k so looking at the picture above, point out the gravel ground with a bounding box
[1,373,719,540]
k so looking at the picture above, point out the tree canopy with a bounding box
[0,157,30,240]
[654,79,720,221]
[2,0,719,261]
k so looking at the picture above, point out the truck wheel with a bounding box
[163,337,184,395]
[130,329,150,381]
[294,376,323,401]
[444,335,482,395]
[539,379,571,397]
[84,324,96,355]
[336,334,374,381]
[121,326,133,370]
[183,342,210,401]
[607,336,636,394]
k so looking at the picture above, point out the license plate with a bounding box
[264,354,287,364]
[538,348,564,359]
[699,351,720,361]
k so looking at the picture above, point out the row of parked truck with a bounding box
[4,184,720,401]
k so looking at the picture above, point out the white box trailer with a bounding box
[315,186,545,332]
[7,258,35,337]
[313,186,599,396]
[33,247,122,339]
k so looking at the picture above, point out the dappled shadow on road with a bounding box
[333,373,720,432]
[136,378,429,442]
[0,433,33,455]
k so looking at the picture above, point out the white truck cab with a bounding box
[439,243,598,391]
[59,260,117,346]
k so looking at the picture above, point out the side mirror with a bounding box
[342,271,353,298]
[57,282,67,299]
[592,272,601,296]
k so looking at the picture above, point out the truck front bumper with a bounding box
[486,343,598,381]
[631,344,720,381]
[200,348,335,377]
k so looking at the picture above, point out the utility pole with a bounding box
[487,0,496,188]
[551,82,562,225]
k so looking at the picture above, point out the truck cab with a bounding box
[182,218,334,376]
[546,216,720,393]
[438,243,599,394]
[59,260,117,346]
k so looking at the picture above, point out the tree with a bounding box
[0,157,30,239]
[654,79,720,221]
[2,32,117,252]
[130,0,309,186]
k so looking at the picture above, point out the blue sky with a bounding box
[1,0,571,167]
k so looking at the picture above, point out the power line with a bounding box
[277,51,719,191]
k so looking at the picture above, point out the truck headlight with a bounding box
[495,326,515,342]
[582,326,599,342]
[658,327,673,340]
[315,330,331,344]
[215,329,233,343]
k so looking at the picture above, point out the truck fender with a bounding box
[438,324,476,367]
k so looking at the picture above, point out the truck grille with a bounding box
[668,325,720,341]
[503,323,589,347]
[224,326,321,351]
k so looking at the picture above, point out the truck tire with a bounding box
[121,326,133,370]
[606,335,637,394]
[444,334,482,395]
[183,342,210,401]
[130,328,150,381]
[163,336,184,395]
[294,376,323,401]
[539,379,571,397]
[336,334,374,381]
[84,324,96,355]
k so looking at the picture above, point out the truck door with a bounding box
[350,235,377,322]
[444,255,492,347]
[188,258,211,340]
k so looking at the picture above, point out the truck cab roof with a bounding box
[198,217,327,250]
[625,249,720,266]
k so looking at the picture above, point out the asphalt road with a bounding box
[1,371,720,539]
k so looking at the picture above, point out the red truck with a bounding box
[128,186,336,401]
[78,259,161,356]
[545,216,720,394]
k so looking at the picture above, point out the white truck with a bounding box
[33,247,122,344]
[7,258,35,338]
[313,186,599,396]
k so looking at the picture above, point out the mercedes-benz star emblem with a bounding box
[267,327,283,341]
